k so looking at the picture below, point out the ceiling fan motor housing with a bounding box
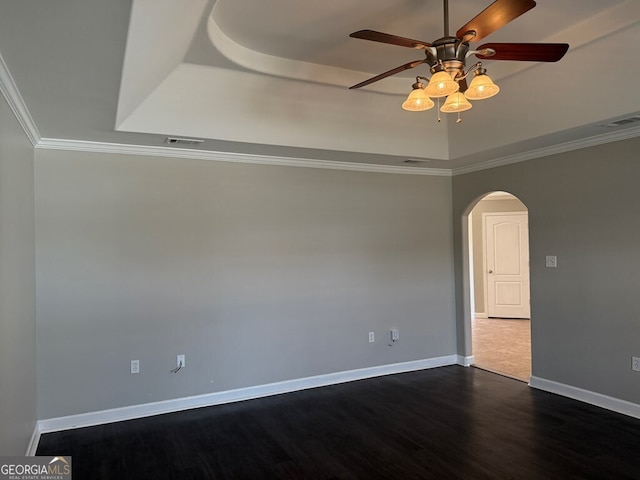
[427,37,470,78]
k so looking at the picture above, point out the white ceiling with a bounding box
[1,0,640,173]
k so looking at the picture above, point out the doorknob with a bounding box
[488,269,493,274]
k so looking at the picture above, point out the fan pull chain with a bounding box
[437,98,441,123]
[457,112,463,123]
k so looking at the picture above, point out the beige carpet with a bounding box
[472,317,531,382]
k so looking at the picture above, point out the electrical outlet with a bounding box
[177,354,185,368]
[545,255,557,268]
[130,360,140,374]
[632,357,640,371]
[368,332,375,343]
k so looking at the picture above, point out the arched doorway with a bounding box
[466,191,531,382]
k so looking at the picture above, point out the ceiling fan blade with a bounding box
[476,43,569,62]
[349,60,426,89]
[456,0,536,43]
[349,30,431,50]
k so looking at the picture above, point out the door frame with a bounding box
[460,192,531,373]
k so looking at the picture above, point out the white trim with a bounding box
[474,312,488,319]
[3,50,637,178]
[452,125,640,176]
[36,355,457,434]
[457,355,474,367]
[482,191,516,201]
[529,376,640,420]
[33,125,640,178]
[33,128,640,178]
[0,53,41,146]
[482,211,527,217]
[481,212,489,318]
[25,424,42,456]
[36,138,451,176]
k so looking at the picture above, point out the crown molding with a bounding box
[36,138,452,176]
[36,125,640,178]
[0,55,444,176]
[452,125,640,176]
[3,47,637,178]
[0,53,41,146]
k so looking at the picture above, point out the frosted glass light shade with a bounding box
[440,92,472,113]
[402,88,434,111]
[464,73,500,100]
[425,71,459,98]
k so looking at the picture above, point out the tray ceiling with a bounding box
[1,0,639,173]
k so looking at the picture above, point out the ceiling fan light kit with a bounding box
[424,68,459,98]
[402,79,435,111]
[464,66,500,100]
[441,92,473,113]
[349,0,568,122]
[402,61,497,113]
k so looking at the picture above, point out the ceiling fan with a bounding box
[348,0,569,115]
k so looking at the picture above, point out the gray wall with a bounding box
[0,95,36,454]
[453,136,640,404]
[469,196,527,314]
[35,149,456,419]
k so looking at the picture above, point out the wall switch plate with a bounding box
[632,357,640,371]
[390,329,400,342]
[545,255,557,268]
[368,332,375,343]
[177,354,185,368]
[130,360,140,374]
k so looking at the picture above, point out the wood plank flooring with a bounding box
[37,366,640,479]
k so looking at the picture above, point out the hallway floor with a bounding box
[472,317,531,382]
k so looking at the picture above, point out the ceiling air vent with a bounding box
[165,136,205,145]
[602,116,640,128]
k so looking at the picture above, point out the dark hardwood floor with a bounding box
[37,366,640,479]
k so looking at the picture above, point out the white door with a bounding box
[485,213,530,318]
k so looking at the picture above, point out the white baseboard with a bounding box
[37,355,458,434]
[457,355,474,367]
[529,376,640,420]
[474,312,488,319]
[25,423,42,456]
